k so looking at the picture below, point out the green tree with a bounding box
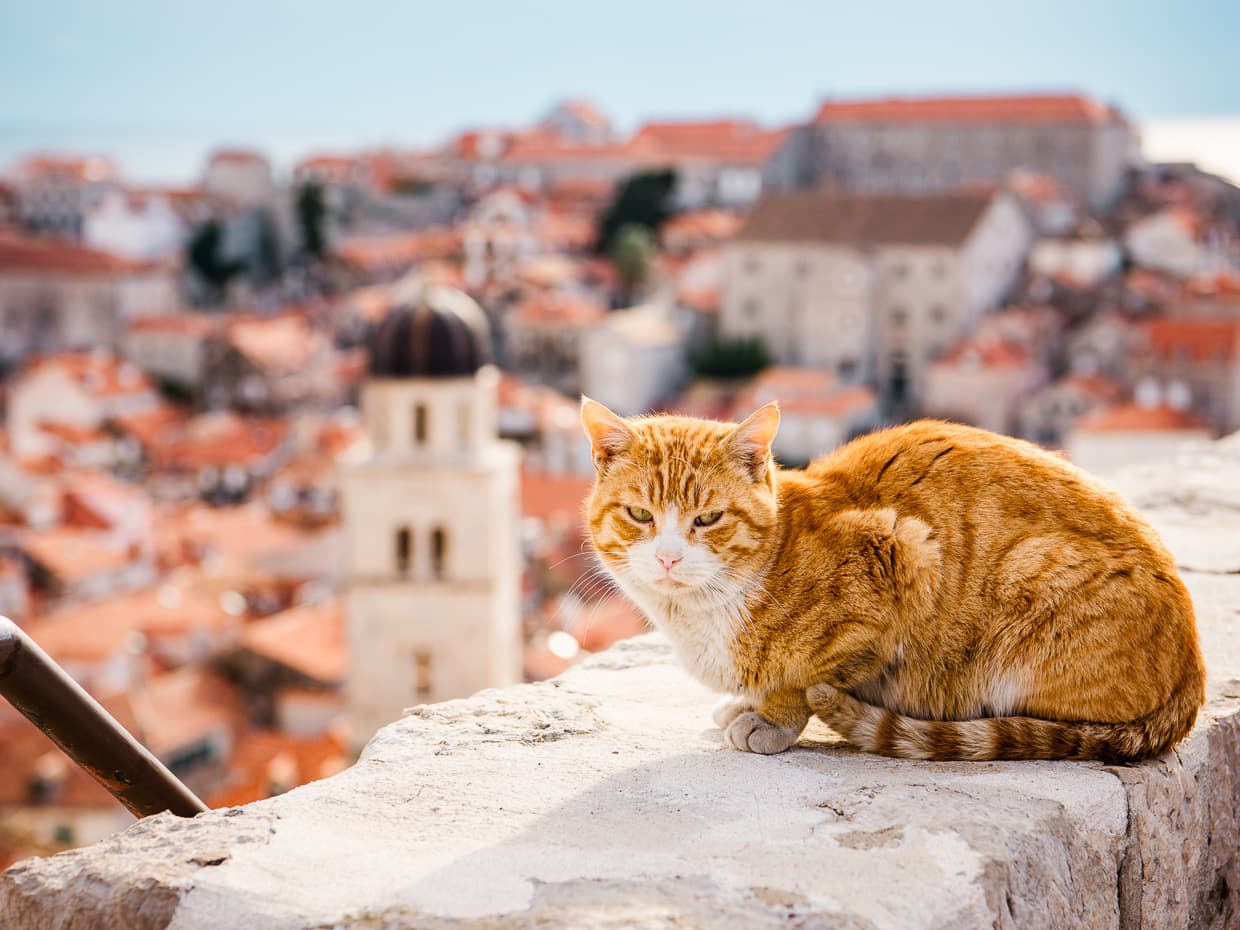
[609,223,656,304]
[186,220,243,304]
[296,182,328,259]
[689,336,772,379]
[596,169,676,254]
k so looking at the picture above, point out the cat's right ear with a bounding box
[580,397,633,478]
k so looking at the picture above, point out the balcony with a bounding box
[3,434,1240,929]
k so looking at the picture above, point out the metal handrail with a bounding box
[0,617,208,819]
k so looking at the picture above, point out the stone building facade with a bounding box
[766,94,1133,212]
[720,189,1033,412]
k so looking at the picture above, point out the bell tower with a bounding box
[344,278,522,749]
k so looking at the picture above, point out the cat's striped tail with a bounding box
[805,681,1202,763]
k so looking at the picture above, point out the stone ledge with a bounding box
[4,440,1240,930]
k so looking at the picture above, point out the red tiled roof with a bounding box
[633,121,791,164]
[151,413,287,472]
[205,729,348,809]
[127,314,217,337]
[123,666,248,759]
[814,93,1120,125]
[227,315,326,373]
[521,468,593,525]
[1074,402,1211,434]
[0,231,148,275]
[1139,317,1240,364]
[1059,374,1124,401]
[662,210,743,245]
[17,528,141,583]
[937,335,1032,369]
[23,351,154,399]
[737,190,997,246]
[208,148,268,166]
[0,720,119,808]
[513,293,606,327]
[333,229,461,272]
[238,601,345,684]
[11,153,115,184]
[23,580,242,664]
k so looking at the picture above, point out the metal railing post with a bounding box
[0,617,208,819]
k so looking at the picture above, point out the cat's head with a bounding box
[580,398,781,605]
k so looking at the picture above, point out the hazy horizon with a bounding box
[5,0,1239,184]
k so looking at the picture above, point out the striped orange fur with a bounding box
[581,399,1206,763]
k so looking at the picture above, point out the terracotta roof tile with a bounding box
[204,729,349,809]
[238,600,345,685]
[815,93,1120,125]
[1073,402,1211,433]
[936,335,1033,369]
[23,578,243,665]
[512,293,606,327]
[736,191,997,247]
[1139,317,1240,364]
[0,231,147,275]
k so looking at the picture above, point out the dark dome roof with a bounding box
[367,278,491,379]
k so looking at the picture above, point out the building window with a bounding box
[888,263,909,280]
[413,648,433,701]
[431,527,447,579]
[930,305,948,325]
[396,527,412,576]
[795,259,811,278]
[743,299,760,320]
[838,357,858,379]
[414,403,428,444]
[744,258,761,274]
[889,307,908,327]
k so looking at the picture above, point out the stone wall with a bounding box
[3,435,1240,930]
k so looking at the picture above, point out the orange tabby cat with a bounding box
[581,398,1205,762]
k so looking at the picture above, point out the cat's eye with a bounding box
[694,511,724,527]
[627,506,654,523]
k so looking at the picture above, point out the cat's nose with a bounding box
[657,552,683,572]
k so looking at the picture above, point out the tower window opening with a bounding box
[414,403,428,444]
[413,648,433,701]
[431,526,447,579]
[395,526,412,576]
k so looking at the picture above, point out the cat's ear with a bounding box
[731,402,780,481]
[581,397,633,477]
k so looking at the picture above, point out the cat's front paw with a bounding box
[712,696,753,729]
[724,711,799,754]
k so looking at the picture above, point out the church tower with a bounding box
[344,277,522,748]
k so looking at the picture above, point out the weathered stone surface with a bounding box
[4,441,1240,930]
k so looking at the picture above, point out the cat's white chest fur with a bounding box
[632,591,743,694]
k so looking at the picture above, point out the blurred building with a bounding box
[579,305,688,416]
[767,93,1133,212]
[0,230,178,369]
[344,280,521,748]
[202,149,274,206]
[6,154,117,238]
[720,189,1033,411]
[731,367,878,464]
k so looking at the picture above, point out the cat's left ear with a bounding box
[731,402,780,481]
[581,397,634,477]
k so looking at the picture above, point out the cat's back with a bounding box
[805,420,1156,548]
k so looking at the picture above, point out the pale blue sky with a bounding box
[3,0,1238,181]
